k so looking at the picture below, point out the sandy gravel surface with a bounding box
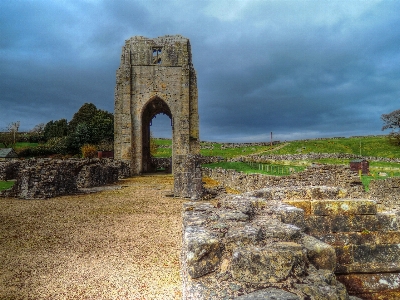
[0,174,187,300]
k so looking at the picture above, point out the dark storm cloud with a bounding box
[1,0,399,142]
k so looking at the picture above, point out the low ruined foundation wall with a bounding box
[203,164,400,212]
[0,158,130,199]
[202,164,365,197]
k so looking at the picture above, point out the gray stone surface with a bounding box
[234,288,300,299]
[231,243,306,284]
[184,226,222,278]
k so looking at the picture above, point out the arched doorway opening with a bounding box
[141,96,172,173]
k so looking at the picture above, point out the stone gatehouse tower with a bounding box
[114,35,201,198]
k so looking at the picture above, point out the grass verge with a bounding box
[0,181,14,191]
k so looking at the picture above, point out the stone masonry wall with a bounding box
[0,158,130,199]
[182,189,355,299]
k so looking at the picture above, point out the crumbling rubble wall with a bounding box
[0,158,130,199]
[202,164,365,197]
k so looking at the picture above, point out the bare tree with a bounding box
[9,121,20,145]
[0,122,20,148]
[382,109,400,145]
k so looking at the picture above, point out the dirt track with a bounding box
[0,174,187,299]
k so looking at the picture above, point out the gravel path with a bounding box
[0,174,187,299]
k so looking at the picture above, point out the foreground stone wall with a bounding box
[0,159,130,199]
[182,185,400,299]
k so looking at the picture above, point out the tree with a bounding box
[68,103,98,134]
[381,109,400,146]
[89,109,114,144]
[43,119,68,141]
[66,103,114,153]
[67,123,93,153]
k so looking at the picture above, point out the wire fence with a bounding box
[245,162,304,175]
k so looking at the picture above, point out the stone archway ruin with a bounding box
[114,35,202,198]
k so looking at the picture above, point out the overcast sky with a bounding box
[1,0,399,142]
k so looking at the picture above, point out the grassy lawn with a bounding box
[15,142,39,149]
[261,136,400,158]
[0,181,14,191]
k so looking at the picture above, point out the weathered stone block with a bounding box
[311,199,377,216]
[218,195,255,216]
[295,282,349,300]
[337,273,400,300]
[313,231,377,246]
[234,288,300,299]
[276,204,305,229]
[184,227,222,278]
[283,199,311,215]
[353,244,400,265]
[230,242,305,284]
[253,218,302,242]
[305,216,331,235]
[217,210,249,222]
[302,235,336,271]
[225,225,263,250]
[334,245,354,266]
[376,231,400,244]
[330,215,391,233]
[376,212,399,231]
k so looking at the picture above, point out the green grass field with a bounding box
[153,136,400,159]
[0,181,14,191]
